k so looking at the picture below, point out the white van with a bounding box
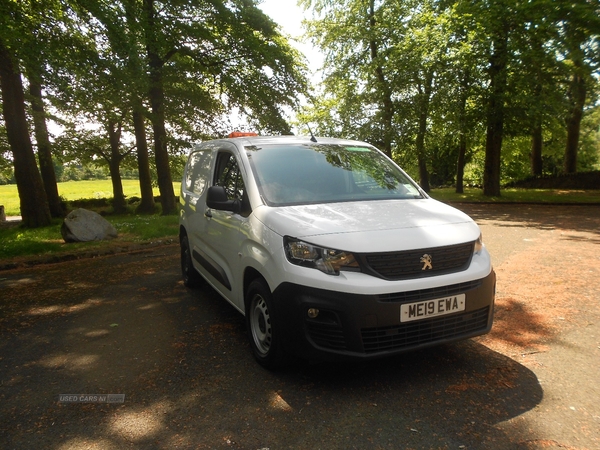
[179,135,495,368]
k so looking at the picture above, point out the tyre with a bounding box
[180,234,203,288]
[245,278,286,369]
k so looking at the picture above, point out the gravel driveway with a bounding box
[0,204,598,450]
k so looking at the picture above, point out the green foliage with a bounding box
[1,0,309,222]
[579,105,600,170]
[300,0,600,192]
[0,125,11,184]
[0,152,14,184]
[462,147,486,187]
[58,164,110,182]
[2,0,599,211]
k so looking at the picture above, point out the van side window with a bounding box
[185,150,212,195]
[214,152,245,202]
[214,152,251,216]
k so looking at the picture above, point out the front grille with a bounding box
[363,242,474,280]
[378,280,482,303]
[361,306,490,354]
[306,322,347,350]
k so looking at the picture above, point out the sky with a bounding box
[257,0,324,78]
[258,0,305,36]
[254,0,325,133]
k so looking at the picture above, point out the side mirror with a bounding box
[206,186,240,213]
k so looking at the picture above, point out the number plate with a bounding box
[400,294,466,323]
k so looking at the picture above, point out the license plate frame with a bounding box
[400,294,466,323]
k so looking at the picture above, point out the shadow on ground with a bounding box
[454,203,600,237]
[0,248,542,449]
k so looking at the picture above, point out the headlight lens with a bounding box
[284,237,359,275]
[474,233,483,254]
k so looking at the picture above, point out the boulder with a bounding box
[61,208,118,243]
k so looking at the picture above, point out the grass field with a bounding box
[2,181,599,217]
[429,187,600,204]
[0,180,182,216]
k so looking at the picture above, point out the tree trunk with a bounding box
[144,0,176,215]
[133,105,156,214]
[368,0,394,158]
[415,69,433,193]
[0,40,51,227]
[528,33,545,178]
[483,29,508,197]
[28,76,65,217]
[107,119,127,214]
[125,0,155,214]
[531,123,543,176]
[564,69,586,174]
[456,70,470,194]
[456,140,466,194]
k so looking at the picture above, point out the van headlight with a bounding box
[284,237,360,275]
[474,233,484,254]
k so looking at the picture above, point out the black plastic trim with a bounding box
[192,249,231,291]
[271,270,496,362]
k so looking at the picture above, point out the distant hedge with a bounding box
[507,171,600,189]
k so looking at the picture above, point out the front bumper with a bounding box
[272,270,496,362]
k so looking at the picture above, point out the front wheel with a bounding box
[245,279,286,369]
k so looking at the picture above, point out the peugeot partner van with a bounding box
[179,135,495,368]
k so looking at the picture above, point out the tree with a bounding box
[367,0,394,158]
[27,69,65,217]
[0,39,51,227]
[558,0,600,174]
[141,0,175,214]
[69,0,308,215]
[2,0,308,221]
[453,67,476,193]
[2,0,77,219]
[0,2,54,227]
[123,0,155,214]
[132,102,156,214]
[302,0,600,193]
[136,0,310,214]
[48,1,137,214]
[483,14,509,197]
[302,0,462,190]
[105,117,131,213]
[72,0,157,214]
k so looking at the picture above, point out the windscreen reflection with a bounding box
[246,144,423,206]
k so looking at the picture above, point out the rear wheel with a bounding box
[180,234,203,288]
[246,278,286,369]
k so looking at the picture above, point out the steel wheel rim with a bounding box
[250,293,272,355]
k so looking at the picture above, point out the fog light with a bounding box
[307,308,320,319]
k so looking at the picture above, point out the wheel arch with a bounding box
[179,225,188,241]
[243,267,266,310]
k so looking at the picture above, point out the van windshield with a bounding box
[245,143,423,206]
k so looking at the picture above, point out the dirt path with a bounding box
[0,204,599,449]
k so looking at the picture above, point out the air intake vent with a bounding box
[361,306,490,354]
